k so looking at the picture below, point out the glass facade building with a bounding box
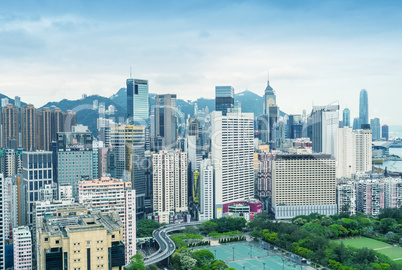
[215,86,234,116]
[359,89,368,129]
[343,108,350,127]
[127,79,149,125]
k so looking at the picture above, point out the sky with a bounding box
[1,0,402,125]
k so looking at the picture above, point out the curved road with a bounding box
[143,221,202,267]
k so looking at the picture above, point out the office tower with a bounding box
[352,118,360,130]
[337,183,356,215]
[370,118,381,141]
[55,130,93,199]
[215,86,234,116]
[308,105,339,158]
[199,159,213,222]
[38,107,52,150]
[36,212,125,270]
[359,89,369,128]
[257,151,273,197]
[0,174,5,269]
[355,129,372,173]
[271,154,337,219]
[382,124,389,141]
[13,226,32,270]
[155,94,177,149]
[268,105,279,146]
[343,108,350,127]
[2,104,19,149]
[14,96,21,108]
[132,141,146,218]
[78,176,136,263]
[21,104,38,151]
[144,150,153,211]
[50,108,64,142]
[127,78,149,124]
[22,151,53,226]
[337,127,356,178]
[287,114,303,139]
[211,109,254,218]
[384,178,402,208]
[356,180,384,215]
[263,80,276,115]
[256,115,269,144]
[152,149,188,223]
[1,98,9,107]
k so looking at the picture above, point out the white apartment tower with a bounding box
[272,154,337,219]
[199,159,213,222]
[78,177,136,263]
[152,149,188,224]
[13,226,32,270]
[0,174,4,269]
[354,129,372,173]
[384,177,402,208]
[337,127,356,178]
[211,109,254,218]
[336,183,356,215]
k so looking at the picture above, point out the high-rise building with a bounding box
[1,98,9,107]
[336,183,356,215]
[287,114,303,140]
[382,125,389,141]
[2,104,19,149]
[55,130,93,199]
[50,108,64,142]
[126,78,149,124]
[78,177,136,263]
[38,107,52,150]
[14,96,21,108]
[359,89,369,129]
[155,94,177,149]
[13,226,32,270]
[0,173,5,269]
[215,86,234,116]
[211,109,254,218]
[21,104,38,151]
[342,108,350,127]
[355,129,372,173]
[263,80,276,115]
[271,154,337,219]
[308,105,339,158]
[337,127,356,178]
[36,212,126,270]
[370,118,381,141]
[257,151,273,197]
[152,149,188,223]
[384,177,402,209]
[199,159,213,222]
[352,117,360,130]
[356,180,384,215]
[22,151,53,226]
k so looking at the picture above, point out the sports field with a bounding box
[201,243,306,270]
[334,237,402,261]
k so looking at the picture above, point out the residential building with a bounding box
[154,94,178,149]
[0,173,5,269]
[38,107,52,151]
[199,159,213,222]
[78,176,136,263]
[211,109,254,218]
[2,104,19,149]
[36,212,125,270]
[257,151,273,197]
[152,149,188,223]
[21,104,38,151]
[337,127,356,178]
[384,177,402,208]
[355,129,372,173]
[336,183,356,215]
[13,226,32,270]
[271,154,337,219]
[356,180,384,215]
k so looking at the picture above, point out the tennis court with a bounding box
[202,243,306,270]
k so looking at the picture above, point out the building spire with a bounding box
[267,69,270,84]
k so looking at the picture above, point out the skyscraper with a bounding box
[355,129,372,173]
[13,226,32,270]
[215,86,234,116]
[2,104,19,149]
[211,109,254,218]
[155,94,177,149]
[370,118,381,141]
[0,173,5,269]
[21,104,38,151]
[263,80,276,115]
[38,107,52,151]
[382,125,389,141]
[337,127,355,178]
[359,89,368,128]
[126,78,149,124]
[342,108,350,127]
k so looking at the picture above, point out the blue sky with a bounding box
[1,0,401,124]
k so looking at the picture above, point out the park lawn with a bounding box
[395,259,402,264]
[334,237,390,250]
[375,246,402,261]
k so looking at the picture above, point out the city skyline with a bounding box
[1,1,401,125]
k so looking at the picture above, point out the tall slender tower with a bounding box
[21,104,38,151]
[359,89,368,128]
[2,104,19,148]
[126,78,149,124]
[263,80,276,115]
[38,107,52,150]
[343,108,350,127]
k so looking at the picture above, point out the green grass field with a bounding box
[334,237,402,261]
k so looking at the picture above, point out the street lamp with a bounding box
[232,247,235,261]
[214,249,217,259]
[249,244,253,258]
[263,262,266,270]
[279,257,285,270]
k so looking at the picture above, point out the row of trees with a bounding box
[199,217,247,234]
[248,211,402,270]
[218,236,246,243]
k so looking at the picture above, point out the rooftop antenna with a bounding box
[267,69,270,84]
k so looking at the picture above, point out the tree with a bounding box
[180,253,197,270]
[199,221,218,234]
[136,219,161,238]
[380,218,397,234]
[125,254,145,270]
[184,226,199,235]
[193,249,214,265]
